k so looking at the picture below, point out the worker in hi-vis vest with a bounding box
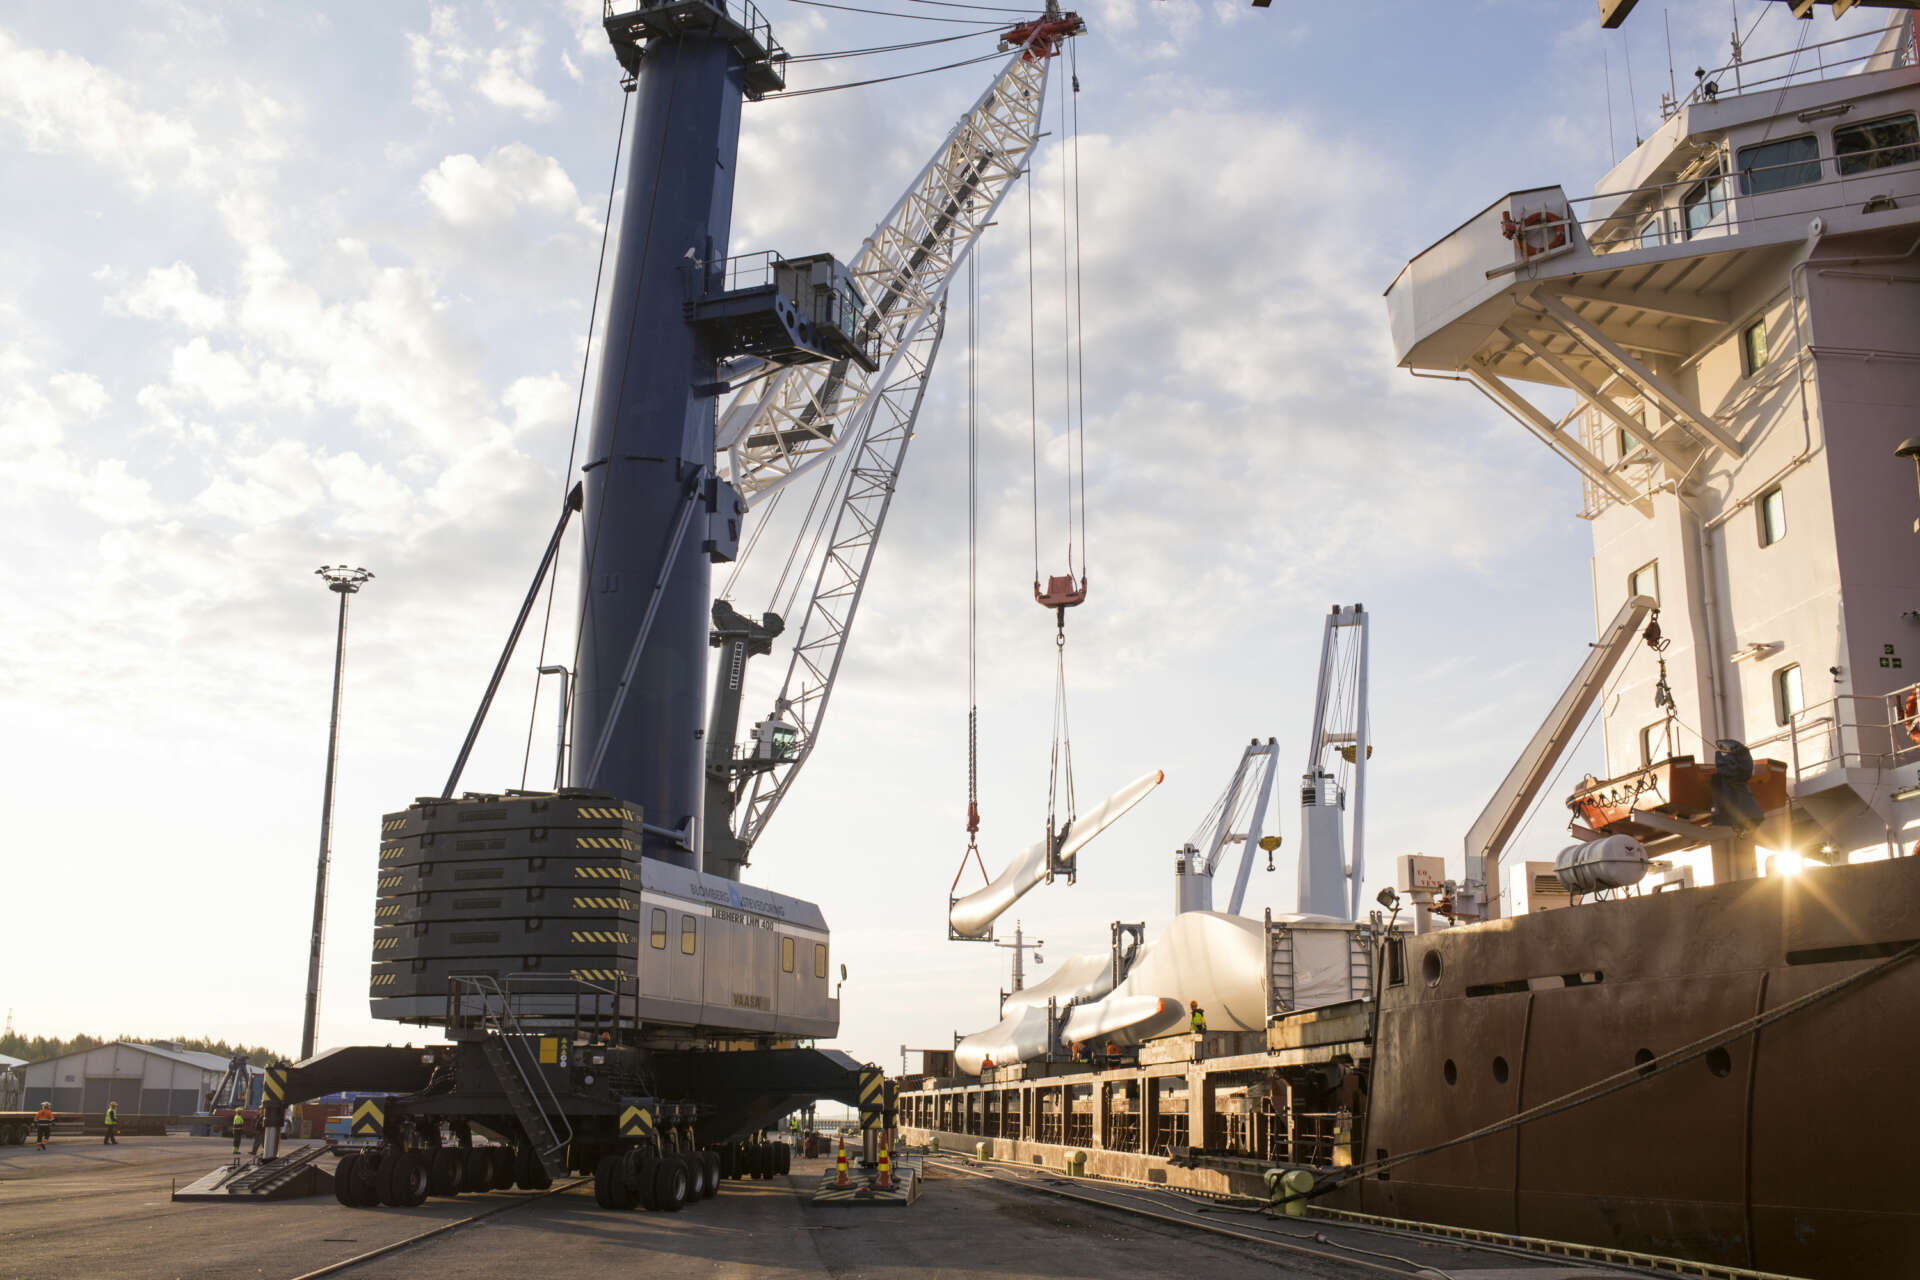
[103,1100,120,1145]
[34,1103,53,1150]
[230,1107,246,1153]
[1189,1001,1207,1035]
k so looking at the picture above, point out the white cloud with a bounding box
[420,144,594,229]
[407,6,557,122]
[109,262,229,331]
[0,30,204,193]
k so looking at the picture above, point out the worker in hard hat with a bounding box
[1190,1001,1207,1061]
[103,1100,120,1145]
[34,1102,53,1150]
[230,1106,246,1154]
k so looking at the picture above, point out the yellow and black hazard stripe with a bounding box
[381,817,406,833]
[619,1104,656,1138]
[377,875,401,890]
[570,930,633,944]
[379,842,406,862]
[265,1067,288,1104]
[573,865,634,880]
[572,895,635,911]
[372,936,399,951]
[575,835,635,851]
[858,1067,886,1130]
[369,972,397,988]
[374,903,400,920]
[577,806,636,822]
[570,968,633,983]
[350,1098,384,1136]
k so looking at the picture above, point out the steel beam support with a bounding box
[1498,325,1695,476]
[1530,292,1747,457]
[1466,363,1650,510]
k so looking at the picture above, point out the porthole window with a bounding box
[1442,1059,1458,1086]
[815,942,828,980]
[649,908,667,950]
[1774,663,1805,726]
[1705,1047,1733,1078]
[1742,316,1768,377]
[781,936,795,974]
[1633,1048,1657,1078]
[1758,486,1786,547]
[1421,950,1443,987]
[680,915,697,956]
[1628,560,1659,605]
[1491,1056,1510,1084]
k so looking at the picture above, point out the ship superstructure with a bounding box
[1387,17,1920,897]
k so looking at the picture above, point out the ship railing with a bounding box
[603,0,782,63]
[1742,691,1920,787]
[1666,19,1911,120]
[1578,131,1920,256]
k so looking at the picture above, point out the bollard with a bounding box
[1064,1150,1087,1178]
[928,1135,940,1154]
[877,1144,892,1190]
[1281,1168,1315,1216]
[834,1140,850,1188]
[974,1139,992,1160]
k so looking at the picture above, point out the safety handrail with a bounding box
[446,974,575,1160]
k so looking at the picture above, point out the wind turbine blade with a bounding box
[948,770,1162,938]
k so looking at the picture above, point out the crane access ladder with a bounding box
[453,975,575,1179]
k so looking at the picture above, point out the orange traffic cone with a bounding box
[834,1140,849,1187]
[877,1143,892,1190]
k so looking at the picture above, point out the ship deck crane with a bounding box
[703,6,1086,876]
[1172,739,1280,916]
[1300,604,1372,920]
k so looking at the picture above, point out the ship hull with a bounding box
[1360,854,1920,1279]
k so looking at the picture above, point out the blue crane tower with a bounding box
[573,1,870,870]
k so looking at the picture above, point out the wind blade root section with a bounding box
[948,769,1162,939]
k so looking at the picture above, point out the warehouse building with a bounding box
[17,1041,259,1115]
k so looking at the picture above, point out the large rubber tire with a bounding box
[775,1143,791,1176]
[351,1150,384,1205]
[652,1155,688,1212]
[489,1146,516,1191]
[429,1146,466,1197]
[631,1154,659,1211]
[717,1145,736,1179]
[593,1153,621,1210]
[334,1152,362,1206]
[464,1147,492,1193]
[512,1144,551,1190]
[754,1145,771,1180]
[379,1150,429,1206]
[700,1151,722,1197]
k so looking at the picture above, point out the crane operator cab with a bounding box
[752,717,800,764]
[688,250,880,374]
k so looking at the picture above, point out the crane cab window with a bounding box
[1640,721,1670,767]
[681,915,697,956]
[1629,560,1659,605]
[781,936,795,974]
[1835,112,1919,176]
[1758,486,1786,546]
[1774,663,1805,726]
[815,942,828,979]
[650,909,667,950]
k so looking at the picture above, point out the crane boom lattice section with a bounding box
[717,46,1053,502]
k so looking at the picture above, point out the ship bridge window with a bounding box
[1737,134,1820,195]
[1835,112,1919,176]
[1617,404,1647,460]
[650,908,667,950]
[1629,560,1659,605]
[1683,167,1731,239]
[815,942,828,979]
[681,915,697,956]
[1758,485,1786,546]
[1637,216,1663,249]
[1774,663,1805,726]
[781,935,795,973]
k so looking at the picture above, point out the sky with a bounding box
[1,0,1893,1071]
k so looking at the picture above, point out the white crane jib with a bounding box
[719,13,1081,863]
[1300,604,1370,920]
[715,27,1066,503]
[1173,738,1279,916]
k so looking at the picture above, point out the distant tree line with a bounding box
[0,1032,288,1067]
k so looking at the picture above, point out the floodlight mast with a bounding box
[303,564,372,1062]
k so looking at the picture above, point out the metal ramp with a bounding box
[171,1142,332,1202]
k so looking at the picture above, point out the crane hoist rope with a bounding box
[955,241,990,898]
